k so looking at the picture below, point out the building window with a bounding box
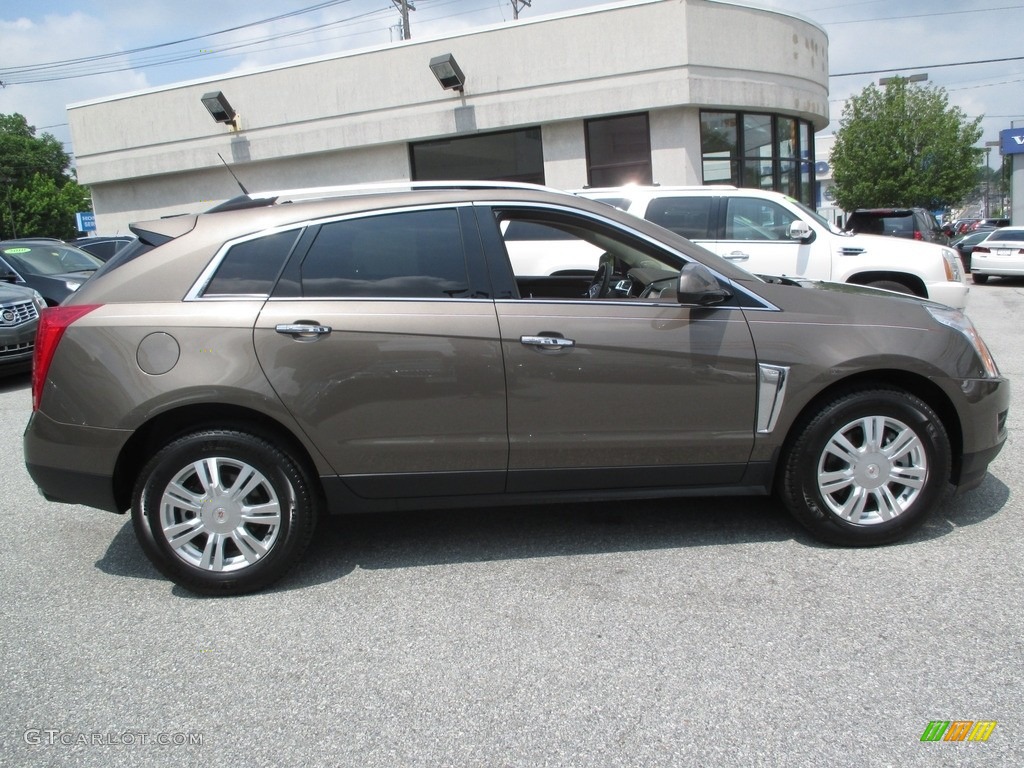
[410,127,544,183]
[585,113,653,187]
[700,112,738,185]
[700,111,816,205]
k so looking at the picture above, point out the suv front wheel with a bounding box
[779,389,951,545]
[132,430,319,595]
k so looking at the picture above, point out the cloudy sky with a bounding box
[1,0,1021,165]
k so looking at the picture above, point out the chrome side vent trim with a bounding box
[756,364,790,433]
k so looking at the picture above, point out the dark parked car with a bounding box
[72,235,136,262]
[950,228,997,272]
[0,282,45,376]
[845,208,949,245]
[969,218,1010,232]
[0,239,103,305]
[24,183,1009,595]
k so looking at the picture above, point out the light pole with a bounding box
[878,73,928,86]
[985,140,1001,217]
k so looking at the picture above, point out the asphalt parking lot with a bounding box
[2,282,1022,768]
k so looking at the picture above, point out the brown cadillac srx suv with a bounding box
[24,183,1009,595]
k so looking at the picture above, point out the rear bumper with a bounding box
[970,255,1024,277]
[25,463,122,513]
[23,411,130,513]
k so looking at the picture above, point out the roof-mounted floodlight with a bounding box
[429,54,465,92]
[201,91,240,130]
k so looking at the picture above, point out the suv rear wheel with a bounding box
[132,430,318,595]
[779,389,951,545]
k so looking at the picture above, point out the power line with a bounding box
[832,56,1024,78]
[0,0,357,77]
[0,5,394,85]
[822,4,1024,25]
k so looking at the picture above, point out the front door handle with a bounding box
[724,251,750,261]
[521,335,575,349]
[275,323,332,338]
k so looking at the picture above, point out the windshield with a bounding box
[788,198,845,235]
[0,243,102,276]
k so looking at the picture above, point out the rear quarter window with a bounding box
[203,229,301,296]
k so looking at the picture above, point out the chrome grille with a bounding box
[0,299,39,327]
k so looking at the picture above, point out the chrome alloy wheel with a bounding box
[816,415,928,525]
[158,457,285,572]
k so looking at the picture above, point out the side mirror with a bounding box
[677,263,732,307]
[789,220,813,241]
[0,270,18,284]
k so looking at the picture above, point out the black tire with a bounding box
[132,430,319,595]
[865,279,914,295]
[972,273,989,284]
[779,389,951,546]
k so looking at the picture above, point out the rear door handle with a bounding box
[521,335,575,349]
[724,251,750,261]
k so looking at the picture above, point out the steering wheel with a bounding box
[588,260,613,299]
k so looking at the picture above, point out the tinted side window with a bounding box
[204,229,300,296]
[644,197,713,239]
[724,198,798,241]
[300,209,469,298]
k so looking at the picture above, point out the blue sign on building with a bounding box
[76,212,96,232]
[1000,127,1024,155]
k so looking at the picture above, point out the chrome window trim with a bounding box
[493,298,748,312]
[263,296,495,304]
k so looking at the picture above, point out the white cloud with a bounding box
[0,13,150,153]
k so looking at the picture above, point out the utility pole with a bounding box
[391,0,415,40]
[511,0,531,20]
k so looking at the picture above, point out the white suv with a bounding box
[576,186,968,308]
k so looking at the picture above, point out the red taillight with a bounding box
[913,231,923,240]
[32,305,101,411]
[973,246,991,255]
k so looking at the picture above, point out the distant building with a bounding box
[68,0,830,232]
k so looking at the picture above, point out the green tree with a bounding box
[829,78,982,211]
[10,174,92,239]
[0,112,91,239]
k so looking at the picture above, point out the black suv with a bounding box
[845,208,950,246]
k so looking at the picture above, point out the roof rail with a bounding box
[264,179,567,199]
[201,179,571,214]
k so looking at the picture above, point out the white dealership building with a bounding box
[67,0,830,233]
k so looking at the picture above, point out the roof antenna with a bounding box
[217,153,249,195]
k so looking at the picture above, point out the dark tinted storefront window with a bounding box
[411,128,544,183]
[700,111,816,205]
[585,113,653,187]
[701,112,738,185]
